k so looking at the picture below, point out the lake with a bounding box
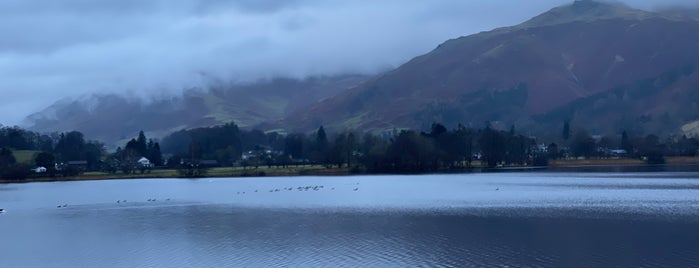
[2,172,699,267]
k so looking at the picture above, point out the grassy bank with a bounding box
[549,157,699,167]
[3,157,699,184]
[0,165,352,183]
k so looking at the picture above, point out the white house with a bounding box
[33,166,47,173]
[138,157,153,168]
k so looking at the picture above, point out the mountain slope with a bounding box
[26,75,367,145]
[283,0,699,135]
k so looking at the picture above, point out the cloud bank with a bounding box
[0,0,696,125]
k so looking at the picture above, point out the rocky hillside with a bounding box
[282,0,699,136]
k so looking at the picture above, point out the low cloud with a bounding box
[0,0,696,125]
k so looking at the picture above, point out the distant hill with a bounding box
[281,0,699,136]
[26,75,368,146]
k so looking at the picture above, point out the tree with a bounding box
[547,143,560,159]
[562,120,571,141]
[136,131,148,156]
[479,127,506,167]
[316,126,328,151]
[570,130,595,158]
[35,152,55,176]
[621,130,633,153]
[0,147,28,180]
[150,142,163,166]
[312,126,329,165]
[0,147,16,167]
[284,133,306,160]
[639,134,665,164]
[54,131,86,161]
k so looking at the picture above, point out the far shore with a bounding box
[3,157,699,184]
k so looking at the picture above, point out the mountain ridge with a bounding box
[279,0,699,137]
[23,0,699,143]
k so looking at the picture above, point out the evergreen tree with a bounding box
[35,152,55,168]
[479,128,506,168]
[0,147,16,167]
[54,131,86,161]
[136,131,148,156]
[562,120,571,141]
[313,126,329,165]
[316,126,328,151]
[150,142,163,166]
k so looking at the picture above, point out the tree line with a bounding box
[0,126,105,180]
[2,120,699,180]
[160,122,542,173]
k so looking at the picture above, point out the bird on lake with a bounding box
[353,188,359,191]
[496,188,499,191]
[0,208,4,213]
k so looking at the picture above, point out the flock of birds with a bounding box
[2,183,505,214]
[236,183,360,195]
[47,183,362,210]
[54,198,175,209]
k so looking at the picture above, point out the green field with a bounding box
[11,150,39,165]
[18,165,350,183]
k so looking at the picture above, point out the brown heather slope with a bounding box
[282,0,699,135]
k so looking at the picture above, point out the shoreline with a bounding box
[3,157,699,184]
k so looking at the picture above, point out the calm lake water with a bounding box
[2,173,699,267]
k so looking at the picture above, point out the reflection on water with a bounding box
[1,173,699,267]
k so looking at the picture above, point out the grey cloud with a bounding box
[0,0,697,126]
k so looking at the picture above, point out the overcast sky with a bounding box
[0,0,696,126]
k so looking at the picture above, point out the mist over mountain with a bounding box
[281,0,699,137]
[26,75,367,146]
[5,0,581,126]
[18,0,699,145]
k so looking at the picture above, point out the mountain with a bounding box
[26,75,368,146]
[282,0,699,137]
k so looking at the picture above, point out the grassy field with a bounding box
[5,157,699,184]
[550,157,699,167]
[11,150,39,165]
[3,165,351,183]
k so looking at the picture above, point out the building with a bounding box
[137,157,153,168]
